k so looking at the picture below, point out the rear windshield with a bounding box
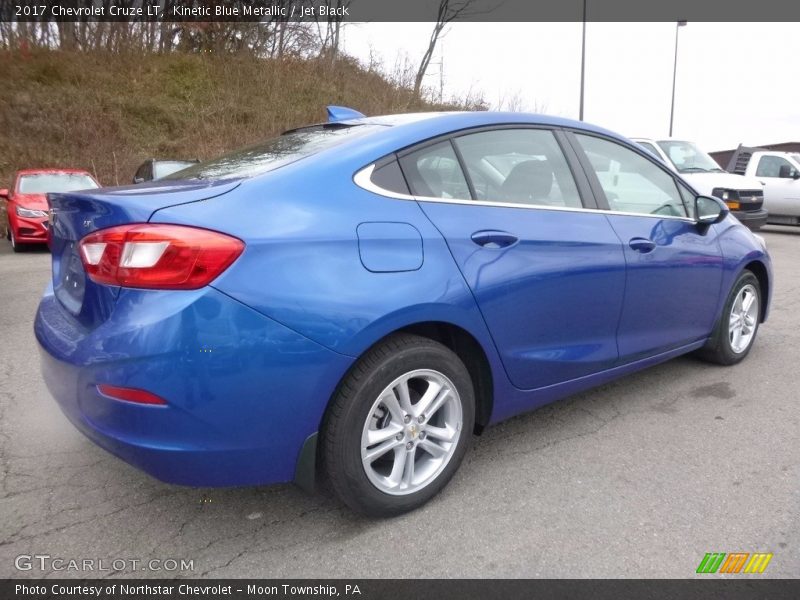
[165,124,384,181]
[18,173,98,194]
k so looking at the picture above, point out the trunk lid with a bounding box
[47,179,241,328]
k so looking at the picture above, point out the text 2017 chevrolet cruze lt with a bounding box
[35,109,771,516]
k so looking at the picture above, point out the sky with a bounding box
[342,22,800,153]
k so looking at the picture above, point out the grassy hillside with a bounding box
[0,50,477,188]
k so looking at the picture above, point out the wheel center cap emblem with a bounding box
[409,424,418,438]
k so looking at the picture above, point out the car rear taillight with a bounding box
[97,384,167,406]
[79,224,244,289]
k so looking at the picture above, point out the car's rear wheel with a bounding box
[322,333,474,517]
[697,271,761,365]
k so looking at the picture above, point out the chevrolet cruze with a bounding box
[35,109,771,516]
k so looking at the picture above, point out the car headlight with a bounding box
[16,206,48,218]
[711,188,739,210]
[712,187,730,200]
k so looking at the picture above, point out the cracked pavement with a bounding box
[0,228,798,579]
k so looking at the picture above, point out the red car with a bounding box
[1,169,100,252]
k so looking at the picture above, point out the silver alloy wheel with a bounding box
[9,228,15,249]
[729,283,759,354]
[361,369,463,496]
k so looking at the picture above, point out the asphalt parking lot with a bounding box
[0,228,798,579]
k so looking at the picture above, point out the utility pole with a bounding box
[669,21,687,137]
[579,0,586,120]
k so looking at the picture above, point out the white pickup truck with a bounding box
[632,138,767,231]
[725,145,800,226]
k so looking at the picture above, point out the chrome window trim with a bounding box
[353,163,696,223]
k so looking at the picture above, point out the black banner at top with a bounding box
[4,0,800,22]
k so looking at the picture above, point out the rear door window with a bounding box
[369,160,410,195]
[453,128,583,208]
[399,141,471,199]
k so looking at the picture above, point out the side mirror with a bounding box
[0,188,8,199]
[696,195,729,226]
[132,176,144,184]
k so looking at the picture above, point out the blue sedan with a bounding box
[35,108,771,516]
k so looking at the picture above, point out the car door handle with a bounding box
[471,230,519,248]
[629,237,657,253]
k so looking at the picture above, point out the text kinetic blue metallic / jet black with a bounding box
[35,110,772,516]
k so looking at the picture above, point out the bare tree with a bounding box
[0,1,325,58]
[314,0,351,65]
[496,89,551,114]
[413,0,474,98]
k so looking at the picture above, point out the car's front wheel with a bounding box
[322,333,475,517]
[698,270,761,365]
[9,228,23,253]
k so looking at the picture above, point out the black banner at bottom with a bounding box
[3,579,800,600]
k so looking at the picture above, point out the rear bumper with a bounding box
[34,285,353,486]
[731,208,768,231]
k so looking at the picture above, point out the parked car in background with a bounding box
[725,145,800,227]
[1,169,100,252]
[132,158,199,183]
[36,109,771,516]
[633,138,767,231]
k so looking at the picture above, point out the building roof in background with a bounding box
[709,142,800,169]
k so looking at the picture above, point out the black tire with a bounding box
[321,333,475,517]
[9,228,24,253]
[696,270,761,365]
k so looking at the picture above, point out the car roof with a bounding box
[350,112,454,126]
[297,111,624,141]
[16,168,94,176]
[299,111,634,165]
[357,110,619,136]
